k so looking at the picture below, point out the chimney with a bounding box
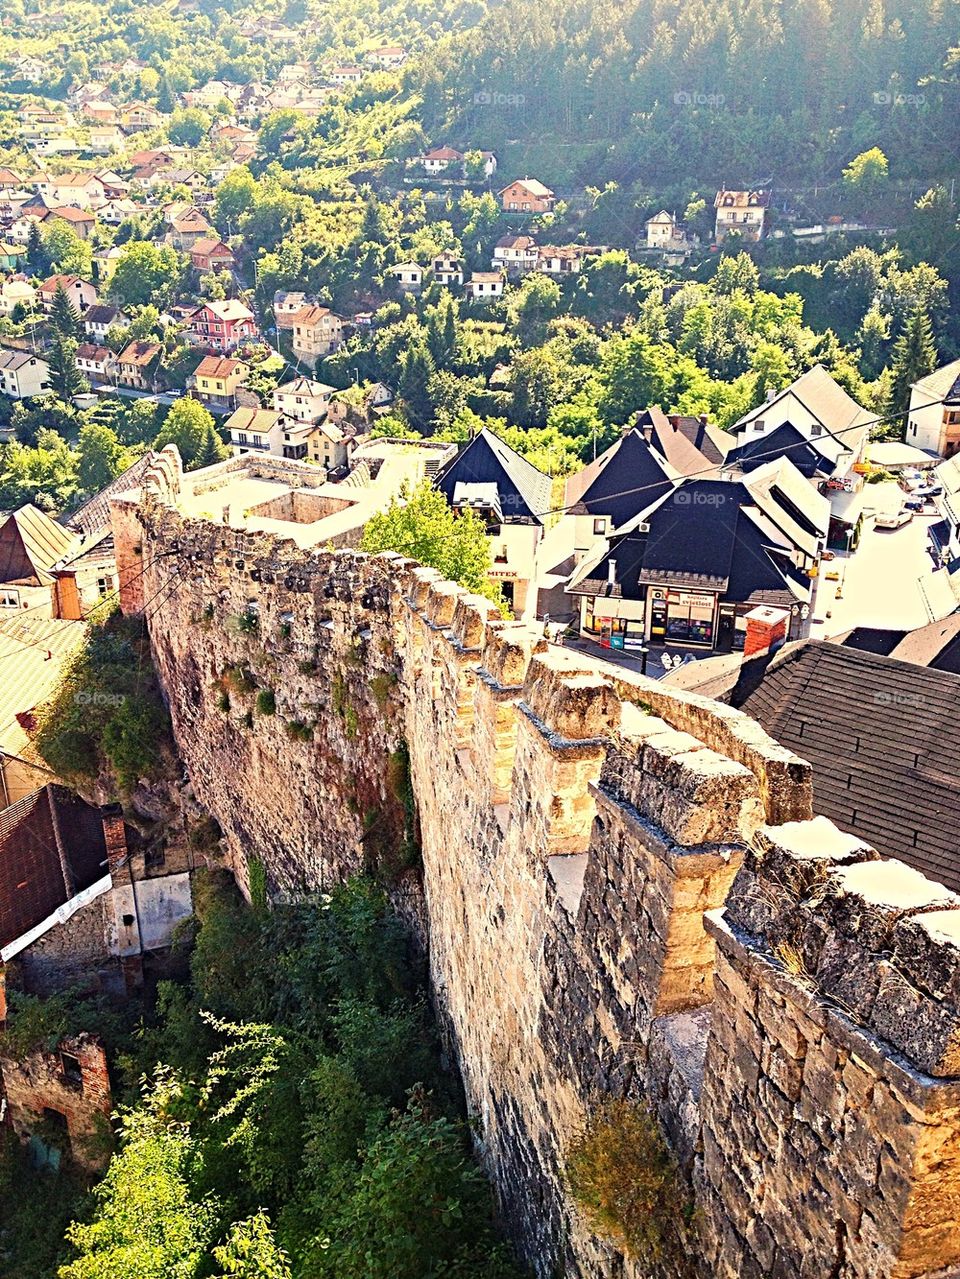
[100,805,128,874]
[766,388,777,402]
[743,606,789,658]
[669,414,680,429]
[607,558,617,586]
[699,414,709,426]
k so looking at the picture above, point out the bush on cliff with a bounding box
[33,611,172,792]
[566,1099,691,1267]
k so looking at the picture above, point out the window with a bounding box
[60,1051,82,1087]
[0,589,19,608]
[810,425,823,436]
[593,518,606,535]
[96,575,112,597]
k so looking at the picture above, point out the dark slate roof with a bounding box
[62,450,158,537]
[569,479,806,609]
[726,422,834,478]
[434,428,551,524]
[638,407,731,470]
[0,785,109,950]
[734,641,960,892]
[842,614,960,676]
[570,427,675,527]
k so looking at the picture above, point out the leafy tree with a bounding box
[48,336,88,400]
[77,422,130,492]
[507,273,561,347]
[167,107,211,146]
[0,428,79,511]
[842,147,889,195]
[712,252,759,296]
[361,481,503,609]
[153,398,218,469]
[41,222,92,277]
[50,282,84,340]
[212,1213,291,1278]
[109,243,183,309]
[597,331,673,424]
[888,306,937,424]
[59,1077,217,1279]
[26,218,45,275]
[214,169,258,234]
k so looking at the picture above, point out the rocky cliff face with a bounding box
[109,449,960,1279]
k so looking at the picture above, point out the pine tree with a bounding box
[398,342,436,431]
[195,420,228,468]
[50,282,84,340]
[48,336,87,402]
[156,77,175,114]
[26,218,45,276]
[888,306,937,426]
[426,294,459,365]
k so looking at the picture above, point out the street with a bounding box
[812,481,944,637]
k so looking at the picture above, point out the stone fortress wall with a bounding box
[110,447,960,1279]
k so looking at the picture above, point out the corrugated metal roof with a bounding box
[0,504,79,586]
[0,615,86,758]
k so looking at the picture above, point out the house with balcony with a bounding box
[906,360,960,458]
[186,300,257,353]
[273,376,335,423]
[189,238,236,273]
[388,262,423,292]
[433,255,464,286]
[226,406,287,455]
[290,305,344,366]
[492,234,539,276]
[714,188,770,241]
[498,178,555,214]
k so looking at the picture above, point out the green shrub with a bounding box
[247,856,268,911]
[369,673,397,710]
[256,689,276,716]
[566,1099,689,1265]
[224,665,257,695]
[344,706,359,738]
[285,719,313,741]
[237,609,259,634]
[33,612,171,792]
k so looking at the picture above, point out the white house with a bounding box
[0,347,50,399]
[389,262,423,292]
[466,271,504,302]
[492,234,539,276]
[906,360,960,458]
[226,406,287,456]
[273,376,335,423]
[714,188,770,241]
[0,280,36,318]
[432,255,464,286]
[75,343,116,381]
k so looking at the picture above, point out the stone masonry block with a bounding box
[894,909,960,1007]
[451,594,500,651]
[825,860,959,951]
[870,965,960,1078]
[523,651,620,741]
[479,620,545,688]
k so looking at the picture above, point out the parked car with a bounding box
[914,484,943,499]
[875,507,914,529]
[904,496,926,512]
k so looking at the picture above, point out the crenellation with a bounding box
[106,466,960,1279]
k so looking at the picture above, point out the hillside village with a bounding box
[3,0,960,1276]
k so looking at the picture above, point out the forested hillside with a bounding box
[412,0,960,184]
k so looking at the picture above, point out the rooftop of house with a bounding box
[714,188,771,208]
[276,376,336,398]
[118,340,161,366]
[838,613,960,676]
[0,504,79,585]
[75,343,112,361]
[0,345,48,372]
[195,354,244,380]
[192,299,254,322]
[83,303,124,326]
[725,421,836,479]
[500,177,554,197]
[912,358,960,404]
[0,617,86,764]
[434,428,552,525]
[732,364,873,448]
[564,426,679,528]
[225,406,283,435]
[0,785,111,954]
[733,639,960,892]
[190,237,233,257]
[63,451,158,538]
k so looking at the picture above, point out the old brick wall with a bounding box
[107,448,960,1279]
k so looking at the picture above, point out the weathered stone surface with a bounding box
[106,453,960,1279]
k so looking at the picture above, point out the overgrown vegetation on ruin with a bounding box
[566,1099,693,1269]
[33,612,172,793]
[1,872,524,1279]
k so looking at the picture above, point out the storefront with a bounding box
[582,597,647,648]
[647,588,718,646]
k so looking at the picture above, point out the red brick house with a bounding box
[498,178,555,214]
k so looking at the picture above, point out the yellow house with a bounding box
[193,355,248,412]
